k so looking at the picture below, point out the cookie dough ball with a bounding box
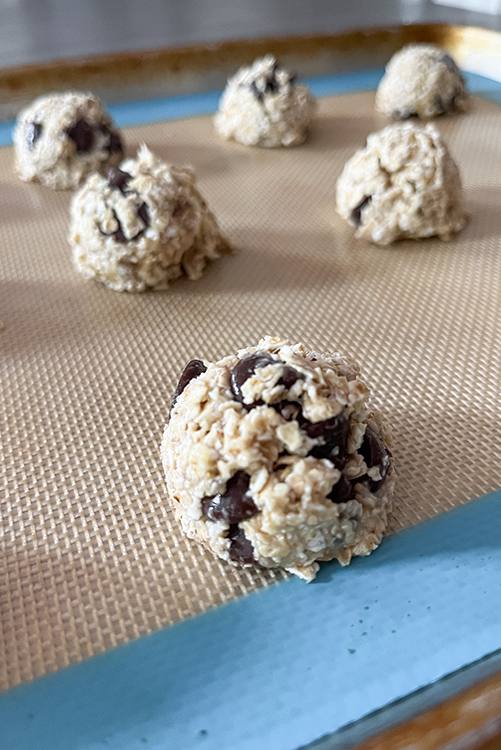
[70,145,230,293]
[376,44,467,120]
[162,337,395,582]
[336,122,465,245]
[14,91,124,190]
[214,54,316,148]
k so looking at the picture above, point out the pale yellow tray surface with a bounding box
[2,92,501,691]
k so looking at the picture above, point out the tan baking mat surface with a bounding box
[2,91,501,691]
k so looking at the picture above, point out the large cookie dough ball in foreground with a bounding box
[14,91,123,190]
[162,338,395,582]
[70,146,230,293]
[336,122,466,246]
[376,44,467,120]
[214,55,316,148]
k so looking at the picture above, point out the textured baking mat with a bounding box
[2,91,501,692]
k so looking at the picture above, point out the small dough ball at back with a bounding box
[376,44,467,120]
[336,122,466,245]
[214,54,316,148]
[14,91,123,190]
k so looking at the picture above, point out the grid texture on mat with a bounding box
[1,92,501,691]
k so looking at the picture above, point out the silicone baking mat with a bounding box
[2,88,501,694]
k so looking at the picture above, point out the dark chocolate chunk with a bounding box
[230,353,301,411]
[230,352,275,403]
[201,471,258,524]
[106,166,131,193]
[436,86,464,115]
[100,211,127,243]
[434,95,446,115]
[259,62,279,94]
[265,74,279,94]
[171,359,207,411]
[327,475,355,504]
[351,196,372,227]
[228,524,255,564]
[278,366,301,390]
[108,131,123,154]
[391,109,417,120]
[360,428,386,468]
[250,81,264,102]
[100,124,123,154]
[300,413,346,440]
[441,54,461,76]
[26,122,42,150]
[359,428,390,492]
[137,202,150,228]
[66,118,95,152]
[303,414,350,467]
[112,222,127,243]
[271,400,299,420]
[449,89,462,111]
[101,202,149,244]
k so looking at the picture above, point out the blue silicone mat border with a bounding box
[2,69,501,750]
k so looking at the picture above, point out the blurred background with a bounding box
[2,0,501,70]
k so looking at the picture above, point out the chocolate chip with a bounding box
[137,202,150,228]
[302,414,350,467]
[359,428,390,492]
[449,89,462,111]
[228,524,255,564]
[201,471,258,524]
[441,54,461,76]
[300,413,345,440]
[99,210,127,242]
[434,95,446,115]
[101,204,149,244]
[230,352,275,403]
[250,81,264,102]
[327,475,354,504]
[230,352,301,407]
[66,118,95,152]
[278,366,301,390]
[264,74,279,94]
[112,221,127,243]
[171,359,207,411]
[100,124,123,154]
[391,109,417,120]
[437,86,463,115]
[351,196,372,227]
[360,428,386,468]
[288,73,297,86]
[108,132,123,153]
[106,166,131,193]
[271,400,299,420]
[25,122,42,150]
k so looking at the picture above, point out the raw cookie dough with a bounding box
[336,122,466,245]
[70,145,230,293]
[376,44,467,120]
[214,54,316,147]
[14,91,123,190]
[162,337,395,582]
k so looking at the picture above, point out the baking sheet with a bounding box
[2,90,501,691]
